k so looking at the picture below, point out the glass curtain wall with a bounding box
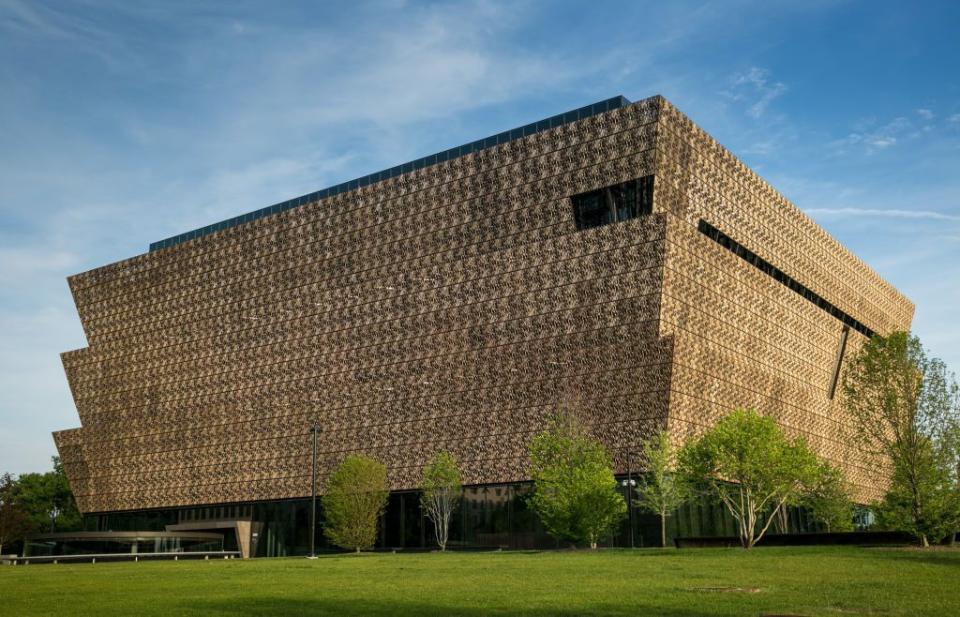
[82,479,827,555]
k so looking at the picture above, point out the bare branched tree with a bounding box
[420,452,462,551]
[633,429,690,547]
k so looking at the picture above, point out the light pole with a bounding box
[620,450,636,549]
[308,422,320,559]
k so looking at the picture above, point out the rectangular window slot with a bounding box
[697,219,874,338]
[571,176,654,231]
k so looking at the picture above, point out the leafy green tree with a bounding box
[842,331,960,546]
[420,451,462,551]
[803,462,855,533]
[0,473,29,555]
[11,457,82,534]
[322,455,389,553]
[633,429,690,547]
[875,440,960,544]
[528,414,626,549]
[679,409,820,549]
[942,412,960,544]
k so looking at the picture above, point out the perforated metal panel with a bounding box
[54,96,912,513]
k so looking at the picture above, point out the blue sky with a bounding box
[1,0,958,474]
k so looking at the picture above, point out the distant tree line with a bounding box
[0,457,82,554]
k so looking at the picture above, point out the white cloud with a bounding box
[0,0,131,69]
[218,4,573,138]
[830,116,912,154]
[831,107,960,154]
[0,248,79,284]
[726,67,788,118]
[0,303,85,475]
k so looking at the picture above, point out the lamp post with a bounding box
[620,450,636,549]
[308,422,320,559]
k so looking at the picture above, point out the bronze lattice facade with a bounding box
[55,95,913,519]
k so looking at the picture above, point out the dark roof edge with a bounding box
[149,95,632,252]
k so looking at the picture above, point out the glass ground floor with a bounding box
[84,479,825,557]
[22,531,225,557]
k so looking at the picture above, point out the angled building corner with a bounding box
[652,96,914,500]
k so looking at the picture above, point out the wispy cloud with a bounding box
[830,116,912,153]
[0,0,129,67]
[0,248,79,284]
[804,207,960,222]
[725,67,787,118]
[829,106,960,155]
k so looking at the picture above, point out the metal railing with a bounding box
[7,550,241,565]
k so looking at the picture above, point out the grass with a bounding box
[2,546,958,616]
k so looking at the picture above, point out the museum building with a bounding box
[53,95,914,556]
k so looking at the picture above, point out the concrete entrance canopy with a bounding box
[166,519,263,559]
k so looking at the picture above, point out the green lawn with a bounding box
[2,547,958,616]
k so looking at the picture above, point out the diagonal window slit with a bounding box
[697,219,875,338]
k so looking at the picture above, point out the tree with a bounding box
[941,411,960,544]
[528,413,626,549]
[0,474,29,555]
[803,462,855,533]
[10,457,82,534]
[842,331,960,546]
[679,409,820,549]
[420,451,462,551]
[322,455,389,553]
[875,443,960,543]
[633,429,690,547]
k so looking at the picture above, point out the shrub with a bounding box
[528,414,626,549]
[322,455,389,552]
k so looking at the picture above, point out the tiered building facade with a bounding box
[54,95,913,555]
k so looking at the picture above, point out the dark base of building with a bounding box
[83,480,825,557]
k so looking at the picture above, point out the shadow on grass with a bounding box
[192,597,721,617]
